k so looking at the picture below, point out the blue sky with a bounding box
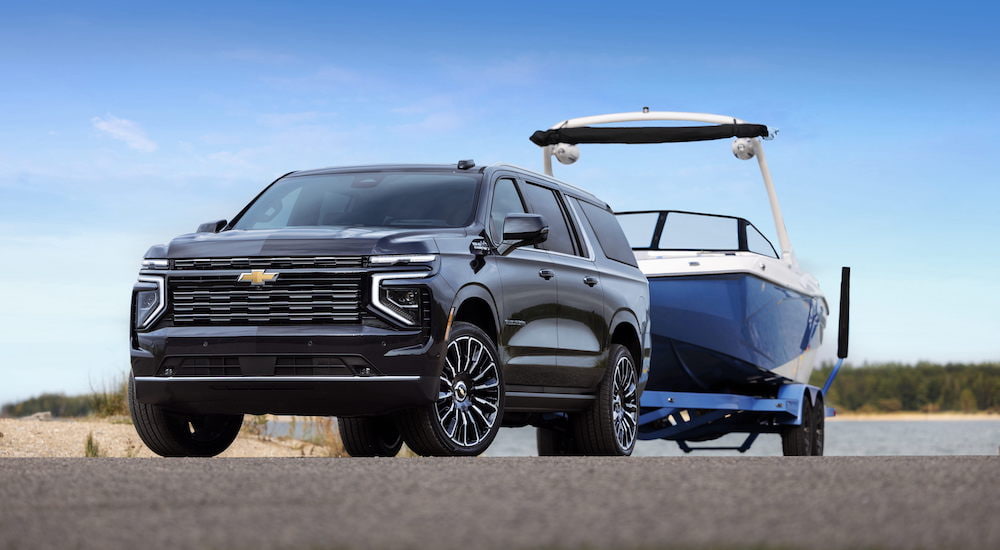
[1,1,998,403]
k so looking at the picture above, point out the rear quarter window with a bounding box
[576,199,638,267]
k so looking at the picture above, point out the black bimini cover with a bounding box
[529,123,769,146]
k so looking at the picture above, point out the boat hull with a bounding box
[646,273,826,394]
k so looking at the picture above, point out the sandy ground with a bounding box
[0,417,337,458]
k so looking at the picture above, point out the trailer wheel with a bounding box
[811,395,825,456]
[338,416,403,457]
[780,396,814,456]
[572,344,638,456]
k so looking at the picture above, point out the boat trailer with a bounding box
[636,267,850,454]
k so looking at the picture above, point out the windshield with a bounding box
[231,171,481,230]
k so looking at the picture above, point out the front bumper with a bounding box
[131,324,444,416]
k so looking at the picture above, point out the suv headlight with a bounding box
[141,258,169,270]
[369,254,436,266]
[134,275,166,329]
[371,272,428,326]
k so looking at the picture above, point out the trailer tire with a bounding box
[571,344,638,456]
[781,395,815,456]
[338,416,403,457]
[811,394,825,456]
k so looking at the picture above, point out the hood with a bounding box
[156,227,456,259]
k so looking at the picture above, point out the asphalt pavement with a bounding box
[0,456,996,549]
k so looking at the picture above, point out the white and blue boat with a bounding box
[531,110,827,396]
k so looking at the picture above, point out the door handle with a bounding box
[538,269,555,280]
[583,276,599,287]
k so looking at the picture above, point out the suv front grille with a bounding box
[172,256,365,270]
[169,272,363,325]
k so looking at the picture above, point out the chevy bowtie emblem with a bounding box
[237,269,279,286]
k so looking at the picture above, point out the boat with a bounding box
[530,109,827,396]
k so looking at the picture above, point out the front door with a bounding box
[488,176,561,385]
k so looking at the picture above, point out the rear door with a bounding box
[519,181,608,389]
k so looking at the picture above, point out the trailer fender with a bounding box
[776,384,822,426]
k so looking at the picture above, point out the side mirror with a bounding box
[196,219,227,233]
[500,214,548,255]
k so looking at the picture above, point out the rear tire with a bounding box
[397,322,504,456]
[338,416,403,457]
[128,374,242,457]
[781,394,816,456]
[571,344,638,456]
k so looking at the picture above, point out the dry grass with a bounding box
[84,432,105,457]
[90,373,129,418]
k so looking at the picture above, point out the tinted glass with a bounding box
[232,172,480,230]
[747,224,779,258]
[489,178,527,243]
[578,199,638,267]
[659,212,738,250]
[520,182,576,256]
[615,212,660,248]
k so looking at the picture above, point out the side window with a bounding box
[577,199,638,267]
[489,178,527,244]
[747,224,779,258]
[519,182,577,256]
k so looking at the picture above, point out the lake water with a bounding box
[270,418,1000,456]
[486,420,1000,456]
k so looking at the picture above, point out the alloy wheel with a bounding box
[436,335,501,448]
[611,355,638,450]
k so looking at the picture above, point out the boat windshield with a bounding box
[231,171,482,230]
[615,210,779,258]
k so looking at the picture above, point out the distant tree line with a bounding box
[1,376,129,418]
[809,362,999,413]
[1,393,95,418]
[2,364,997,417]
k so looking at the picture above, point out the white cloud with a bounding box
[91,114,158,152]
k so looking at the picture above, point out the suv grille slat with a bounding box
[169,269,364,325]
[173,256,365,270]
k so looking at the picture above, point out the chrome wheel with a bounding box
[612,355,638,450]
[436,335,501,448]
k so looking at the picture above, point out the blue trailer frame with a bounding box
[636,358,843,453]
[635,267,850,454]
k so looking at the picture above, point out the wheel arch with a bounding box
[450,284,501,346]
[609,310,643,375]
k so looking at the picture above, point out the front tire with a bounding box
[338,416,403,457]
[571,344,638,456]
[397,322,504,456]
[128,374,242,457]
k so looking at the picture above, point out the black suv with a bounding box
[129,162,650,457]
